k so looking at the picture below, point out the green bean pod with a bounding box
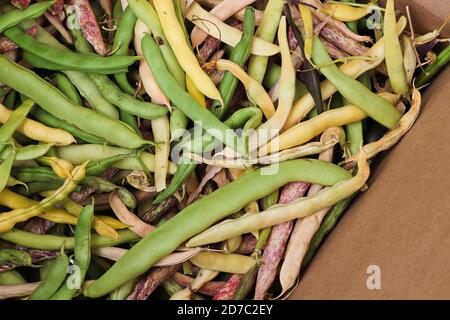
[112,5,138,95]
[3,90,17,109]
[142,34,243,154]
[0,143,54,161]
[54,73,83,106]
[86,153,132,176]
[29,246,70,300]
[89,74,168,120]
[211,7,255,120]
[51,204,94,300]
[0,56,147,149]
[0,228,139,251]
[14,181,66,197]
[312,37,402,129]
[85,159,352,297]
[256,189,280,251]
[31,108,106,145]
[0,1,55,33]
[0,270,26,285]
[4,27,140,74]
[0,152,15,192]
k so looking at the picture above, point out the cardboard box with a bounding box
[290,0,450,300]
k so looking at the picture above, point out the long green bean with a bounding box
[0,228,139,250]
[85,159,351,297]
[4,27,139,74]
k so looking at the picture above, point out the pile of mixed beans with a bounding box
[0,0,448,300]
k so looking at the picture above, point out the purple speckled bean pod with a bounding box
[127,264,180,300]
[254,181,310,300]
[213,274,242,300]
[68,0,107,55]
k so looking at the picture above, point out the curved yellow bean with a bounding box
[153,0,223,103]
[186,1,279,57]
[0,104,75,146]
[260,92,400,156]
[209,59,275,119]
[189,252,256,274]
[186,152,370,247]
[186,76,206,108]
[284,16,407,130]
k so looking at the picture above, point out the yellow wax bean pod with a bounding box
[186,76,206,108]
[299,3,314,63]
[0,162,87,233]
[259,92,400,156]
[37,156,74,179]
[153,0,223,104]
[0,104,75,146]
[186,1,279,57]
[0,188,77,226]
[321,3,369,22]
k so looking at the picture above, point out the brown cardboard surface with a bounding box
[289,0,450,300]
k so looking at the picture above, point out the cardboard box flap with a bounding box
[290,0,450,300]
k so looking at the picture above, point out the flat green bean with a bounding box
[85,159,352,297]
[416,45,450,87]
[0,248,32,266]
[0,152,15,192]
[4,27,140,74]
[0,1,54,33]
[0,228,139,251]
[0,143,54,161]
